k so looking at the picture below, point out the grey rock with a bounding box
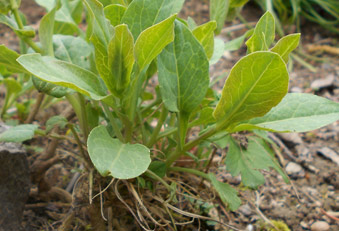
[311,74,335,90]
[290,86,303,93]
[285,162,305,178]
[278,132,303,145]
[238,204,252,216]
[296,145,313,162]
[317,147,339,166]
[0,125,30,231]
[310,221,330,231]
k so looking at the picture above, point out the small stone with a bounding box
[317,147,339,166]
[285,162,305,178]
[300,221,309,229]
[238,204,252,216]
[290,86,303,93]
[310,221,330,231]
[278,132,303,145]
[311,75,335,90]
[296,145,313,162]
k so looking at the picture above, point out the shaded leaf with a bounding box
[135,14,176,71]
[209,38,224,65]
[17,54,107,100]
[189,107,216,127]
[46,115,68,132]
[226,136,288,188]
[0,124,38,142]
[271,33,300,63]
[148,161,166,178]
[87,125,151,179]
[224,29,253,51]
[192,21,217,59]
[210,0,230,34]
[209,173,241,211]
[0,45,29,74]
[246,11,275,53]
[121,0,184,39]
[32,77,69,98]
[232,93,339,133]
[213,52,288,130]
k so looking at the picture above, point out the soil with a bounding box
[0,0,338,230]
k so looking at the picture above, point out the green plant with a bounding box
[0,0,339,229]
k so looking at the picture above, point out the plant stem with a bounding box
[25,92,45,123]
[12,8,42,53]
[169,167,210,180]
[146,105,168,147]
[165,125,218,167]
[101,102,125,142]
[145,170,171,191]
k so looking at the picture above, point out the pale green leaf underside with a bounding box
[226,136,288,188]
[214,51,288,130]
[17,54,107,100]
[39,0,57,56]
[192,21,217,59]
[0,124,38,143]
[209,38,225,65]
[209,173,241,211]
[246,11,275,53]
[210,0,230,34]
[158,20,210,113]
[87,125,151,179]
[0,45,29,74]
[232,93,339,133]
[135,14,176,71]
[271,33,300,63]
[121,0,184,39]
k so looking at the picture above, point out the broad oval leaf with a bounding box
[158,20,210,114]
[210,0,230,34]
[87,125,151,179]
[17,54,107,100]
[0,45,29,74]
[121,0,184,39]
[232,93,339,133]
[271,33,300,63]
[135,14,176,71]
[209,173,241,211]
[0,124,38,143]
[53,35,92,70]
[104,4,126,26]
[192,21,217,59]
[213,51,289,130]
[246,11,275,53]
[107,24,134,95]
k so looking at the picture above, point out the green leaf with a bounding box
[209,173,241,211]
[189,107,216,127]
[46,115,68,132]
[187,17,197,30]
[148,161,167,178]
[0,14,35,37]
[158,20,210,114]
[39,0,59,56]
[104,4,126,26]
[0,124,38,142]
[230,0,248,8]
[121,0,184,39]
[224,29,253,51]
[87,125,151,179]
[32,76,69,98]
[226,136,288,188]
[210,0,230,34]
[53,34,92,69]
[84,0,114,90]
[209,38,225,65]
[135,14,176,71]
[17,54,107,100]
[271,33,300,63]
[213,51,288,130]
[0,0,20,14]
[0,45,28,74]
[3,77,22,95]
[107,24,134,95]
[232,93,339,133]
[192,21,217,59]
[246,11,275,53]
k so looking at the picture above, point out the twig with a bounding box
[25,93,45,124]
